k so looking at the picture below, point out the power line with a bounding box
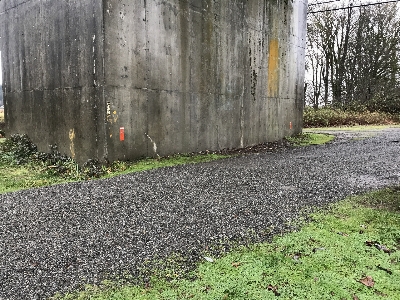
[309,0,400,13]
[308,0,340,6]
[0,0,34,15]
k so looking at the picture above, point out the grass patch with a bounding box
[304,125,400,132]
[0,134,228,194]
[0,164,69,194]
[304,107,400,128]
[53,188,400,300]
[1,130,329,194]
[0,154,227,194]
[286,133,334,146]
[101,154,228,179]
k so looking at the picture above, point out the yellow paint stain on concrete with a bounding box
[113,114,119,123]
[107,110,119,124]
[267,39,279,97]
[69,129,76,159]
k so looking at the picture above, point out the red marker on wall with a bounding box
[290,122,293,130]
[120,127,125,141]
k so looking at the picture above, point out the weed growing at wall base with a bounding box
[0,134,228,194]
[53,187,400,300]
[286,133,334,146]
[0,130,336,194]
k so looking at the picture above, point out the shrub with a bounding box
[303,107,400,128]
[0,134,38,164]
[0,134,105,180]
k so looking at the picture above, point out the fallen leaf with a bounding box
[267,285,280,296]
[375,244,391,254]
[312,247,326,253]
[360,276,375,287]
[232,262,241,268]
[293,252,302,261]
[203,285,212,293]
[365,240,377,247]
[204,257,214,263]
[366,241,392,253]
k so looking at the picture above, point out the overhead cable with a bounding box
[308,0,341,6]
[309,0,400,13]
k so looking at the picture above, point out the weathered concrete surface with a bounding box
[0,0,307,163]
[0,0,106,162]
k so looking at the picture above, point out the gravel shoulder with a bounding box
[0,128,399,299]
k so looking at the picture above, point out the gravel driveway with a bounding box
[0,128,399,299]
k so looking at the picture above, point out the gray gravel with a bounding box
[0,128,399,299]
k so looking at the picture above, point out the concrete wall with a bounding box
[0,0,106,162]
[0,0,307,163]
[0,86,3,107]
[103,0,307,161]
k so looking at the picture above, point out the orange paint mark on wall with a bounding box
[120,127,125,141]
[267,39,279,97]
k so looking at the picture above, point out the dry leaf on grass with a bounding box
[232,262,241,268]
[267,284,280,296]
[359,276,375,287]
[337,232,349,237]
[204,257,214,263]
[365,241,392,253]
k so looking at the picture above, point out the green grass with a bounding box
[101,154,228,179]
[0,129,333,195]
[0,152,228,194]
[53,188,400,300]
[304,125,400,132]
[0,164,68,193]
[286,133,335,146]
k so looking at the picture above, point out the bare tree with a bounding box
[306,2,400,113]
[348,4,400,112]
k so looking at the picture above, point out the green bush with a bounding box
[367,92,400,115]
[0,134,105,179]
[303,107,400,128]
[0,134,38,164]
